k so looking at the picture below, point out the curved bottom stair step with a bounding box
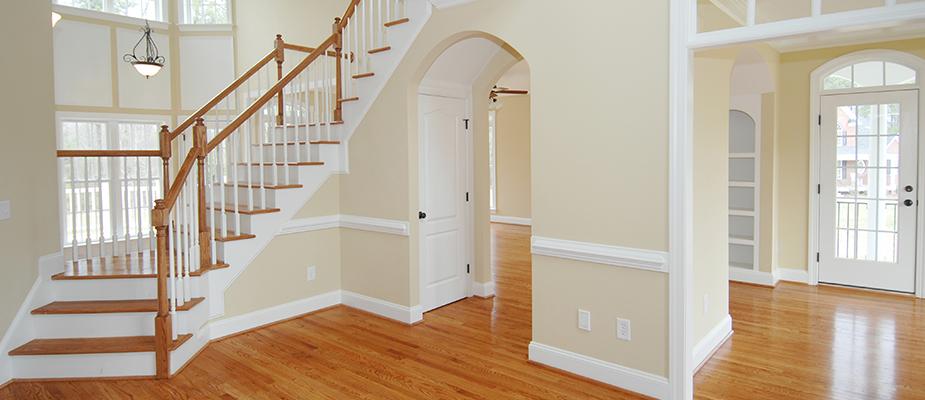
[9,334,192,356]
[32,298,205,315]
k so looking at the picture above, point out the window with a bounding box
[180,0,231,24]
[823,61,916,91]
[54,0,165,22]
[488,110,497,212]
[58,119,164,247]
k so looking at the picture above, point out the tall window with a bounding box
[54,0,165,21]
[488,111,497,212]
[180,0,231,24]
[58,119,164,246]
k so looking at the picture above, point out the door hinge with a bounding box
[464,119,470,130]
[466,192,469,202]
[818,115,822,126]
[467,264,470,274]
[816,252,820,262]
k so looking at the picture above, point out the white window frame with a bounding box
[178,0,233,26]
[55,112,169,250]
[53,0,168,24]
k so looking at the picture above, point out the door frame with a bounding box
[416,86,476,315]
[808,50,925,297]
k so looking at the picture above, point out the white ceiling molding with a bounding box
[709,0,747,25]
[429,0,477,10]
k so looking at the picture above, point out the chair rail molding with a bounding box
[531,236,669,273]
[428,0,476,10]
[279,215,410,237]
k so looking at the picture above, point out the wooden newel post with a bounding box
[274,34,285,126]
[159,125,171,196]
[333,17,344,122]
[193,119,211,268]
[152,199,172,379]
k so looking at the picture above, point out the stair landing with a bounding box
[54,251,228,280]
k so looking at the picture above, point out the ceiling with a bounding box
[422,38,501,86]
[496,60,530,91]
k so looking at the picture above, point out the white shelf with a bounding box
[729,236,755,246]
[729,209,755,217]
[729,153,756,159]
[730,262,754,270]
[729,181,756,188]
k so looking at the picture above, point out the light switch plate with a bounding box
[617,318,632,341]
[307,266,317,281]
[578,309,591,332]
[0,201,10,221]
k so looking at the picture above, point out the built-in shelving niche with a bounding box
[729,110,758,271]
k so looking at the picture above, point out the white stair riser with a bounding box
[236,165,300,185]
[51,276,203,301]
[216,185,277,209]
[268,127,339,142]
[32,313,155,338]
[210,210,255,235]
[251,144,321,162]
[13,353,155,379]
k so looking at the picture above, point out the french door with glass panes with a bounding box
[819,90,918,293]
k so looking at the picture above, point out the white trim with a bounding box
[808,50,925,296]
[489,215,532,226]
[470,281,495,298]
[689,2,925,49]
[278,215,410,237]
[777,268,810,284]
[208,291,342,340]
[418,79,470,99]
[531,236,669,273]
[728,267,777,287]
[52,4,170,29]
[177,24,233,33]
[341,291,423,324]
[528,342,669,400]
[427,0,476,9]
[692,314,732,372]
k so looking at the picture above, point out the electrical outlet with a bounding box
[307,266,317,281]
[578,309,591,332]
[0,200,10,221]
[703,294,710,315]
[616,318,632,341]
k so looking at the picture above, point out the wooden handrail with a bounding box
[169,50,277,141]
[56,150,161,158]
[162,151,197,210]
[206,35,337,153]
[283,43,316,53]
[337,0,363,30]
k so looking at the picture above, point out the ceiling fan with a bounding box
[490,85,528,102]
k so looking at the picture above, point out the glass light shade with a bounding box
[132,61,163,78]
[52,12,62,27]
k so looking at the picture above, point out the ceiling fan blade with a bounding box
[494,89,529,95]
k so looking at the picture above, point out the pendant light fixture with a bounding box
[123,21,165,79]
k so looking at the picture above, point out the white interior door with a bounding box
[819,90,918,293]
[419,94,469,312]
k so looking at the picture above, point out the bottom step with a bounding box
[10,334,192,356]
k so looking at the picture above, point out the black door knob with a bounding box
[419,211,427,220]
[906,185,914,193]
[905,199,915,207]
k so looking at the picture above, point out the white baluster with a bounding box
[135,157,143,255]
[69,158,77,262]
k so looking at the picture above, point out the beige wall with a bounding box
[494,95,531,219]
[693,49,735,343]
[339,0,670,376]
[0,1,59,339]
[776,38,925,270]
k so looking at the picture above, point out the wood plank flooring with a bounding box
[0,223,646,399]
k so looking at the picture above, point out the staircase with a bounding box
[4,0,429,380]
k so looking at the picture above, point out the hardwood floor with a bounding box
[695,282,925,400]
[0,223,646,399]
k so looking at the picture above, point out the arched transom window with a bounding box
[823,61,917,91]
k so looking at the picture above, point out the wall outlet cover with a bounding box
[0,200,10,221]
[616,318,631,341]
[578,309,591,332]
[307,266,317,281]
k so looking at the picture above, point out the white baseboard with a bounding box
[777,268,809,284]
[692,314,732,372]
[728,267,778,286]
[490,215,532,226]
[470,281,496,298]
[209,290,342,340]
[341,291,423,324]
[528,341,669,399]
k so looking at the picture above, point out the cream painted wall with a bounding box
[0,1,59,339]
[494,95,531,219]
[776,38,925,270]
[693,49,734,343]
[339,0,670,376]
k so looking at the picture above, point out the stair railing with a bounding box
[150,0,407,378]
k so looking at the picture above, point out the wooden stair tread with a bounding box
[338,97,360,103]
[384,18,410,27]
[352,72,375,79]
[53,253,228,280]
[9,334,192,356]
[272,121,343,128]
[215,230,257,242]
[240,161,325,166]
[228,183,304,189]
[255,141,340,147]
[32,298,204,315]
[208,205,281,215]
[368,46,391,54]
